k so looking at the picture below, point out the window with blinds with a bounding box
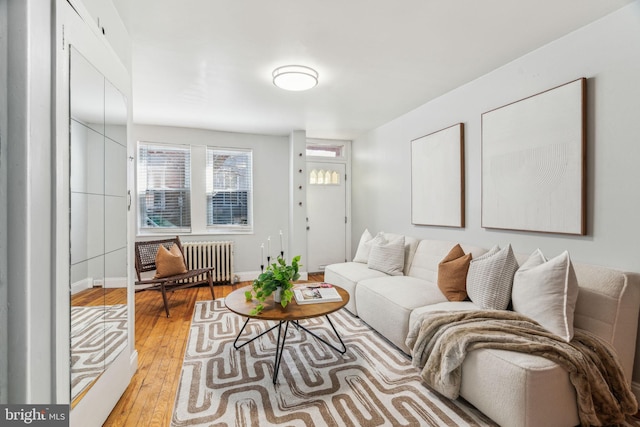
[206,148,252,230]
[137,143,191,231]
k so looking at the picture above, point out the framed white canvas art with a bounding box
[481,78,586,235]
[411,123,464,227]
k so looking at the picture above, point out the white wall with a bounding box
[132,124,292,275]
[352,4,640,272]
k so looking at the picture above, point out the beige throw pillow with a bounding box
[353,229,384,263]
[511,249,578,342]
[367,235,405,276]
[437,244,472,301]
[466,244,519,310]
[154,244,188,279]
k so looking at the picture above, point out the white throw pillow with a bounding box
[467,244,519,310]
[367,235,405,276]
[353,229,377,263]
[511,249,579,342]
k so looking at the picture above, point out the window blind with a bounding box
[206,148,252,229]
[138,143,191,230]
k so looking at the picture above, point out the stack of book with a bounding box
[294,283,342,304]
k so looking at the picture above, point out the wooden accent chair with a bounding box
[134,236,215,317]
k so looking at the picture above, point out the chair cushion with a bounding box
[437,244,472,301]
[154,244,188,278]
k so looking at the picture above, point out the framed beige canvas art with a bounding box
[481,78,586,235]
[411,123,465,228]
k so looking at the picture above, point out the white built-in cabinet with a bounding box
[58,1,135,425]
[69,46,129,406]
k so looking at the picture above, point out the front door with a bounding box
[306,162,346,272]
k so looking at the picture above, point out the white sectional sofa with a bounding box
[324,232,640,427]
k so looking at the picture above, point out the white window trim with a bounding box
[190,144,207,233]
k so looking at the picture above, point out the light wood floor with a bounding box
[103,273,324,427]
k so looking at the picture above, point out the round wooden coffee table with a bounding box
[225,284,350,384]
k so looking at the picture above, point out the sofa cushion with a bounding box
[355,276,447,353]
[467,244,519,310]
[437,244,472,301]
[512,250,578,342]
[323,262,388,315]
[368,235,405,275]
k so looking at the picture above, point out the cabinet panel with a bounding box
[69,47,128,405]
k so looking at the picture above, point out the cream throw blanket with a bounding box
[405,310,638,427]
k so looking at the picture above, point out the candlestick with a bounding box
[279,230,284,258]
[260,243,264,272]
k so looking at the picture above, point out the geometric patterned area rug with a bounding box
[71,304,128,401]
[171,299,499,426]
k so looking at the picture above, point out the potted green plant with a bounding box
[245,255,301,315]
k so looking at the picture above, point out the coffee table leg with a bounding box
[233,318,280,350]
[272,321,289,384]
[234,315,346,385]
[296,315,347,354]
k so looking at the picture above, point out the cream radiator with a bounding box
[182,241,234,283]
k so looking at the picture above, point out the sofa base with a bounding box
[460,348,579,427]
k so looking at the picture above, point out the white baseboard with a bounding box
[70,278,92,295]
[235,270,309,283]
[234,271,260,283]
[104,276,127,288]
[71,276,127,294]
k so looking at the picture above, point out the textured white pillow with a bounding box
[467,244,519,310]
[353,229,375,263]
[367,235,405,276]
[511,249,579,342]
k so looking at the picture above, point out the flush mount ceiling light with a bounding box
[272,65,318,91]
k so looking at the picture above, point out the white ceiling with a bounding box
[113,0,634,140]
